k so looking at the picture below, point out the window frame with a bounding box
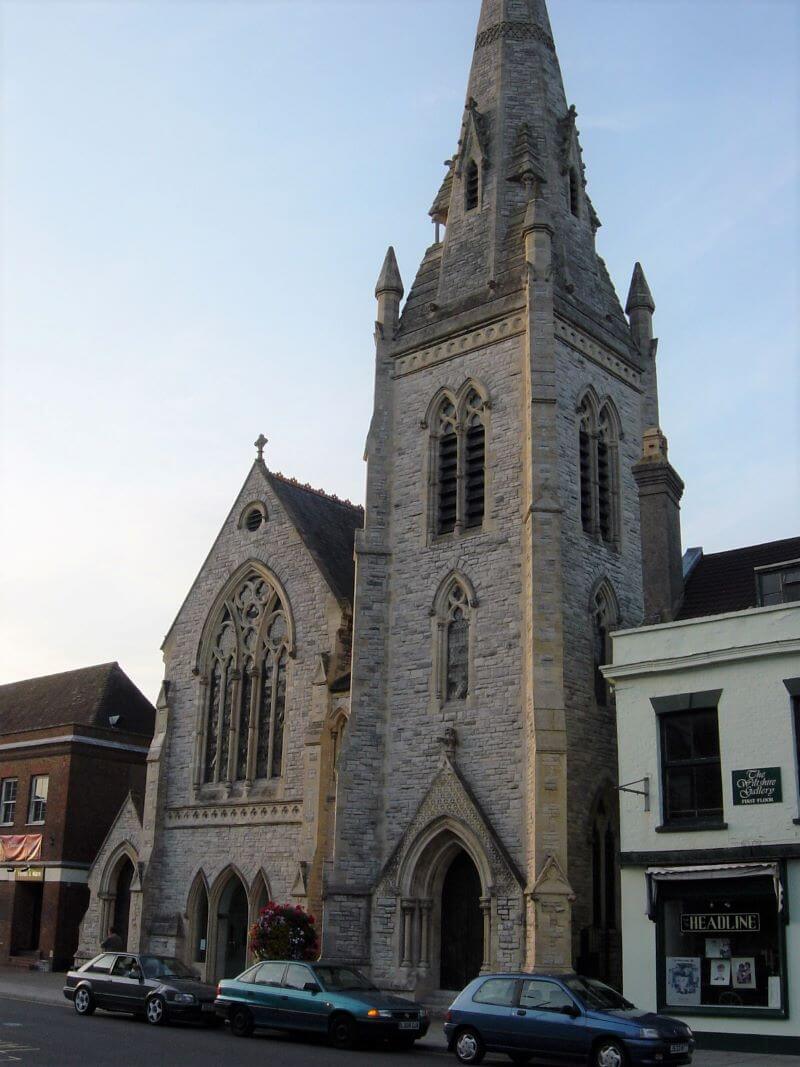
[26,774,48,825]
[657,708,725,830]
[0,777,18,825]
[431,575,477,711]
[755,559,800,607]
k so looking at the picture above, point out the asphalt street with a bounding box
[0,996,450,1067]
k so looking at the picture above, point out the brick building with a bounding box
[0,663,155,969]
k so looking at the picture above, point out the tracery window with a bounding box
[591,581,619,708]
[431,385,488,539]
[201,571,290,786]
[433,576,474,706]
[577,391,620,547]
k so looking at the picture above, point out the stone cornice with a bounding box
[165,800,303,827]
[392,312,527,379]
[555,317,642,389]
[603,638,800,681]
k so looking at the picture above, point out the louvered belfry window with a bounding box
[434,387,488,538]
[202,571,290,786]
[438,405,458,535]
[465,159,480,211]
[578,393,620,546]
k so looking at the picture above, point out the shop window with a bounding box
[660,709,723,826]
[27,775,48,824]
[658,875,786,1017]
[0,778,17,824]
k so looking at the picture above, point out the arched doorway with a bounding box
[440,850,483,991]
[113,858,134,950]
[216,877,249,978]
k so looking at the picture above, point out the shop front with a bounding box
[648,864,787,1019]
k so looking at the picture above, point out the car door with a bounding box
[248,962,287,1026]
[465,977,520,1051]
[106,955,144,1013]
[81,953,118,1008]
[509,978,587,1061]
[279,964,329,1032]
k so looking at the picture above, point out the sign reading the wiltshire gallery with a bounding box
[731,767,782,806]
[681,912,760,934]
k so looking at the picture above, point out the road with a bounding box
[0,996,452,1067]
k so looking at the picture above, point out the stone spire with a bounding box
[375,246,404,333]
[422,0,624,325]
[626,262,655,313]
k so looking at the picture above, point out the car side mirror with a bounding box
[561,1003,580,1017]
[303,982,321,995]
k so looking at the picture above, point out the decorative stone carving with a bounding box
[475,21,555,54]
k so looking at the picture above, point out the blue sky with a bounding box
[1,0,798,701]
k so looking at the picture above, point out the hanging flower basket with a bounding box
[248,901,319,962]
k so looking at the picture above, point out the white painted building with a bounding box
[605,539,800,1056]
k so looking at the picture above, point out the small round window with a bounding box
[244,508,264,533]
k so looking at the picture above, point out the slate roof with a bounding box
[266,472,363,608]
[678,536,800,620]
[0,662,156,738]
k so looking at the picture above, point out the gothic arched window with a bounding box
[590,796,618,933]
[433,576,475,707]
[577,391,620,548]
[201,570,291,787]
[597,403,620,546]
[591,581,619,707]
[569,167,580,217]
[431,384,488,539]
[578,395,596,534]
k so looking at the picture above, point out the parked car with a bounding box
[443,972,695,1066]
[215,959,430,1048]
[63,952,219,1026]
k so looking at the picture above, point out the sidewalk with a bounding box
[0,968,796,1064]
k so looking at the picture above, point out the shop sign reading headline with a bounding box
[731,767,782,806]
[681,912,760,934]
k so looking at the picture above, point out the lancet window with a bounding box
[201,571,290,787]
[431,385,488,539]
[577,391,620,547]
[591,582,619,708]
[433,576,475,706]
[465,159,480,212]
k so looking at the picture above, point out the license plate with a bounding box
[670,1044,689,1054]
[398,1021,419,1031]
[202,1003,216,1012]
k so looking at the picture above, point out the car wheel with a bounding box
[593,1038,627,1067]
[145,995,168,1026]
[230,1006,254,1038]
[73,987,95,1017]
[329,1014,356,1050]
[454,1027,485,1065]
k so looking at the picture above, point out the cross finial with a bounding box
[254,433,268,461]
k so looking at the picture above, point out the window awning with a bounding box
[644,862,784,921]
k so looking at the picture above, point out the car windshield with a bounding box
[565,977,635,1011]
[313,966,377,992]
[139,956,196,980]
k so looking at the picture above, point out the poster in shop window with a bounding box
[732,958,756,990]
[666,957,702,1006]
[710,960,731,986]
[704,938,731,959]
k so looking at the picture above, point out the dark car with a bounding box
[63,952,219,1026]
[444,972,694,1067]
[215,959,430,1048]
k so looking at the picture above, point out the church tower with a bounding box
[325,0,681,991]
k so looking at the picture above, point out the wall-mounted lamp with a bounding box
[617,776,650,812]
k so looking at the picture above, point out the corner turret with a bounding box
[375,246,404,334]
[627,262,659,430]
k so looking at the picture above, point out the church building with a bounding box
[78,0,685,995]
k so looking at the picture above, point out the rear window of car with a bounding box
[472,978,518,1006]
[85,954,116,974]
[254,962,286,986]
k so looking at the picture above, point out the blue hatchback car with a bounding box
[444,973,694,1067]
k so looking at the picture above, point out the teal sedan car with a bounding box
[215,959,430,1049]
